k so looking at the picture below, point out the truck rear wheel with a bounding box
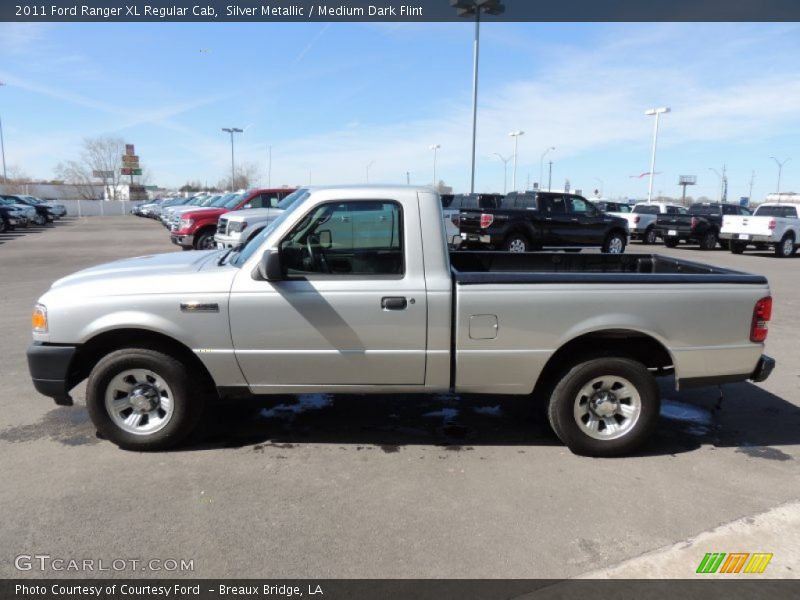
[775,233,796,258]
[547,357,659,457]
[642,226,658,245]
[663,236,679,248]
[86,348,205,451]
[504,234,530,253]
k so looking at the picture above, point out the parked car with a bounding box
[215,188,307,249]
[0,201,26,232]
[607,202,689,245]
[161,194,217,226]
[656,202,751,250]
[0,197,33,227]
[442,193,503,247]
[459,191,629,253]
[171,188,296,250]
[721,202,800,257]
[2,194,53,225]
[20,195,67,218]
[27,185,775,456]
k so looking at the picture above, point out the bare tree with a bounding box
[1,165,32,194]
[56,135,142,200]
[219,162,260,190]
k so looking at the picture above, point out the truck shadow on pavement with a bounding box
[181,379,800,458]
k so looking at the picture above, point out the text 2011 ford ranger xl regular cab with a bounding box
[27,185,775,456]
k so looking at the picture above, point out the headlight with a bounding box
[229,221,247,233]
[179,218,194,229]
[32,304,48,333]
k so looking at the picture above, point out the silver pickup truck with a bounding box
[27,185,775,456]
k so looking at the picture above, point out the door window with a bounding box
[541,195,568,214]
[568,196,594,215]
[280,201,403,276]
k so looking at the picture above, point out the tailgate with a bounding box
[656,214,693,233]
[458,211,485,233]
[722,215,775,237]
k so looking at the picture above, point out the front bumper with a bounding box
[171,233,194,247]
[27,342,78,405]
[751,354,775,383]
[215,233,245,249]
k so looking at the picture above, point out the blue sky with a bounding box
[0,21,798,199]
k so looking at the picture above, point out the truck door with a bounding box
[539,194,570,246]
[567,195,606,245]
[229,198,428,388]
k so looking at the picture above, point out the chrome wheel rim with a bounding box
[646,229,657,244]
[573,375,641,440]
[783,238,793,255]
[608,237,624,253]
[508,238,526,253]
[104,369,174,435]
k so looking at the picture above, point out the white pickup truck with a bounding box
[606,202,688,245]
[27,185,775,457]
[721,203,800,257]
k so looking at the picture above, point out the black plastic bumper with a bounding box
[751,354,775,383]
[27,342,77,405]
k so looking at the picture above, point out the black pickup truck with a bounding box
[655,202,752,250]
[459,191,629,253]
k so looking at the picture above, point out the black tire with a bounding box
[0,218,6,233]
[546,357,660,457]
[601,231,626,254]
[34,213,47,226]
[730,241,746,254]
[700,230,718,251]
[504,233,530,253]
[775,233,796,258]
[642,226,658,245]
[86,348,205,451]
[194,230,216,250]
[663,236,679,248]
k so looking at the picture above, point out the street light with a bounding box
[508,131,524,192]
[221,127,243,190]
[0,81,7,184]
[645,107,670,202]
[770,156,791,194]
[708,166,726,202]
[493,153,511,194]
[451,0,506,193]
[366,159,376,183]
[429,144,440,188]
[539,147,555,191]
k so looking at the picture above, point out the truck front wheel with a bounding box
[547,357,659,457]
[602,231,626,254]
[194,230,216,250]
[86,348,205,451]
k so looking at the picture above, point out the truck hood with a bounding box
[51,250,220,289]
[224,207,283,221]
[181,208,227,220]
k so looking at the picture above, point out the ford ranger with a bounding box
[27,185,775,456]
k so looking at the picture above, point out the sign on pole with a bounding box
[125,144,135,156]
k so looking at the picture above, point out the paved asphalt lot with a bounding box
[1,216,798,579]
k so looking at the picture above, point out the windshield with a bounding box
[199,195,220,207]
[211,193,237,207]
[633,205,658,214]
[231,189,311,267]
[223,193,245,208]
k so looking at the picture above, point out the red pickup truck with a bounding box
[170,188,296,250]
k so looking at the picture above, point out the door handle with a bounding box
[570,218,579,222]
[381,297,407,310]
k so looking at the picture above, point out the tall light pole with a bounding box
[709,166,726,202]
[509,130,524,192]
[366,159,375,183]
[771,156,790,194]
[645,107,670,203]
[0,81,7,184]
[267,144,272,188]
[493,153,511,194]
[221,127,243,189]
[539,146,555,190]
[548,160,553,191]
[452,0,506,193]
[429,144,440,188]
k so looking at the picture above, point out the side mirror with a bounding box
[258,249,283,281]
[318,229,332,249]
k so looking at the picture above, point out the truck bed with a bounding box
[449,251,767,285]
